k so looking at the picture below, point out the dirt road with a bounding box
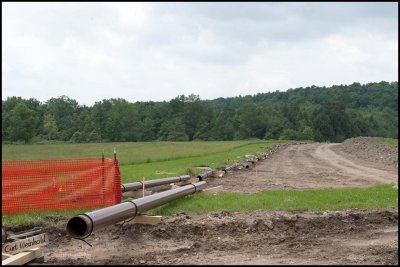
[8,138,398,265]
[207,142,398,193]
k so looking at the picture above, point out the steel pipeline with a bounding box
[197,170,214,180]
[121,175,191,192]
[223,163,238,173]
[67,181,206,239]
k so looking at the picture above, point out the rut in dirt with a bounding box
[206,142,398,193]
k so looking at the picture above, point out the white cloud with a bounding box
[107,2,152,28]
[2,2,398,105]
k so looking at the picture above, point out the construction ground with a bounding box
[6,137,399,265]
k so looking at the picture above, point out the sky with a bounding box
[2,2,398,106]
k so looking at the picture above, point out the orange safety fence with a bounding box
[2,158,122,215]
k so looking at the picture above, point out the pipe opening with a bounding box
[67,216,89,238]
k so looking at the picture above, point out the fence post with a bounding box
[102,150,105,205]
[114,147,120,203]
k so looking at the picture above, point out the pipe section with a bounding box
[242,162,252,169]
[197,170,214,180]
[242,158,258,169]
[223,163,238,173]
[121,175,191,193]
[67,181,206,239]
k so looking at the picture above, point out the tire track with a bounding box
[315,143,397,184]
[206,142,398,192]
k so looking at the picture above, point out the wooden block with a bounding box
[190,177,200,183]
[2,253,12,260]
[122,191,136,197]
[127,215,162,225]
[2,233,48,256]
[2,247,42,265]
[169,184,180,189]
[211,170,225,178]
[200,185,223,195]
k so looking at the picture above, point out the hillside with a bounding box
[2,81,398,143]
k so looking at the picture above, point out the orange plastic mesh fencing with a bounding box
[2,158,122,215]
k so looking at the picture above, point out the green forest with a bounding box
[2,81,398,144]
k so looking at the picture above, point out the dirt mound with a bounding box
[333,137,398,170]
[40,209,397,265]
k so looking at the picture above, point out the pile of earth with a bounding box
[22,209,399,265]
[332,137,398,170]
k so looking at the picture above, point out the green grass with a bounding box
[118,140,287,183]
[4,184,396,227]
[373,139,398,147]
[148,184,398,215]
[1,208,97,228]
[2,140,291,183]
[1,140,268,165]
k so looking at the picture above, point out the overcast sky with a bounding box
[2,2,398,106]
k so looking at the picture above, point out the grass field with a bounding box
[2,140,272,165]
[3,184,397,227]
[2,140,290,183]
[2,139,397,226]
[149,184,398,215]
[118,140,288,183]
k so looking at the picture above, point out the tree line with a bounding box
[2,81,398,144]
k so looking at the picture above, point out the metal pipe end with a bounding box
[66,214,93,239]
[193,181,207,193]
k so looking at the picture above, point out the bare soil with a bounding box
[37,209,398,265]
[6,137,399,265]
[206,139,398,193]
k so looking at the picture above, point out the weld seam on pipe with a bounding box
[191,183,198,194]
[79,213,94,239]
[127,200,138,221]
